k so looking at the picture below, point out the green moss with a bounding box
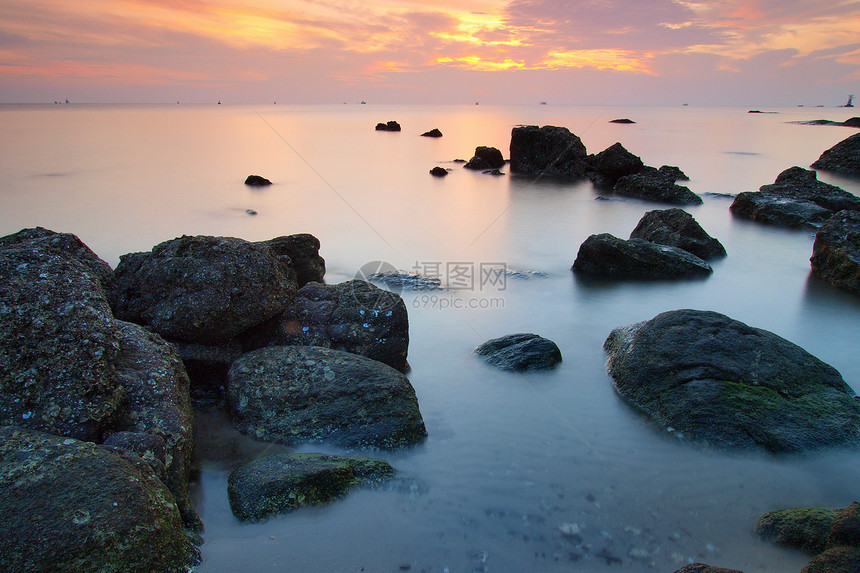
[756,507,838,554]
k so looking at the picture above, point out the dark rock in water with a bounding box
[227,453,396,520]
[430,166,449,177]
[111,235,297,344]
[247,280,409,373]
[483,169,505,176]
[375,120,401,132]
[756,507,837,554]
[613,167,703,205]
[367,271,444,291]
[227,346,427,449]
[245,174,272,186]
[812,132,860,178]
[112,320,199,528]
[762,166,860,212]
[802,546,860,573]
[572,234,712,280]
[730,192,833,228]
[609,118,635,124]
[0,246,124,442]
[509,125,590,178]
[245,209,257,215]
[0,226,116,292]
[659,165,690,181]
[630,208,727,260]
[464,146,505,170]
[673,565,744,573]
[474,333,562,372]
[421,128,443,137]
[829,502,860,548]
[844,117,860,128]
[588,142,644,186]
[256,233,326,288]
[603,309,860,452]
[810,210,860,295]
[0,426,198,573]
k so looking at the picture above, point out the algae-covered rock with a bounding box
[829,502,860,548]
[227,346,426,449]
[604,309,860,452]
[673,564,744,573]
[802,546,860,573]
[0,246,125,442]
[0,426,198,573]
[755,507,838,553]
[810,210,860,296]
[474,333,562,372]
[227,453,395,520]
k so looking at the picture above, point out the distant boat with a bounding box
[360,101,366,104]
[540,101,547,105]
[217,100,221,105]
[845,95,855,108]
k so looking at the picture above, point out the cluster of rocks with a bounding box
[572,208,725,280]
[509,125,700,204]
[375,120,401,132]
[0,226,427,569]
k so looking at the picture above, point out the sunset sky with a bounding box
[1,0,858,105]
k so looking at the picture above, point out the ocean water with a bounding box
[2,103,860,572]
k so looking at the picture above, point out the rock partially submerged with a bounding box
[464,146,505,170]
[589,142,644,187]
[430,166,449,177]
[572,234,712,280]
[613,167,703,205]
[509,125,590,178]
[604,309,860,452]
[227,346,426,449]
[227,453,396,520]
[673,565,743,573]
[421,128,443,137]
[375,120,401,132]
[812,132,860,178]
[474,333,562,372]
[244,174,272,186]
[609,118,636,124]
[630,208,726,260]
[810,210,860,295]
[0,426,198,573]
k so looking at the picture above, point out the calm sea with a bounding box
[2,104,859,572]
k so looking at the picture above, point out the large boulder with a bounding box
[756,507,838,554]
[802,547,860,573]
[509,125,590,178]
[613,167,703,205]
[729,192,833,228]
[603,309,860,452]
[248,280,409,373]
[572,234,713,280]
[810,210,860,295]
[464,146,505,170]
[629,208,726,260]
[227,346,426,449]
[811,132,860,178]
[0,246,124,442]
[474,333,562,372]
[0,426,198,573]
[256,233,325,288]
[227,453,395,520]
[111,235,297,344]
[111,320,198,527]
[588,142,644,186]
[760,167,860,212]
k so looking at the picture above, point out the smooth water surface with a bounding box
[2,104,859,572]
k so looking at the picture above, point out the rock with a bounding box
[673,565,744,573]
[603,309,860,452]
[729,192,833,228]
[245,209,257,215]
[227,453,395,520]
[844,117,860,128]
[509,125,590,178]
[588,142,644,186]
[609,118,635,124]
[102,431,169,483]
[0,426,198,573]
[244,175,272,186]
[659,165,690,181]
[829,502,860,548]
[613,167,703,205]
[572,234,713,280]
[173,340,244,402]
[464,146,505,170]
[483,169,505,176]
[812,132,860,178]
[430,166,449,177]
[227,346,426,449]
[756,507,837,553]
[630,208,727,260]
[802,546,860,573]
[111,321,198,528]
[111,235,297,344]
[810,210,860,295]
[256,233,326,288]
[474,333,562,372]
[760,167,860,212]
[0,246,124,442]
[247,280,410,373]
[0,226,116,292]
[421,128,443,137]
[375,121,401,132]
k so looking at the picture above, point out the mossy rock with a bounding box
[801,546,860,573]
[756,507,838,554]
[829,502,860,548]
[227,453,396,520]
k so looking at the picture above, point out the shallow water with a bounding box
[2,103,859,572]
